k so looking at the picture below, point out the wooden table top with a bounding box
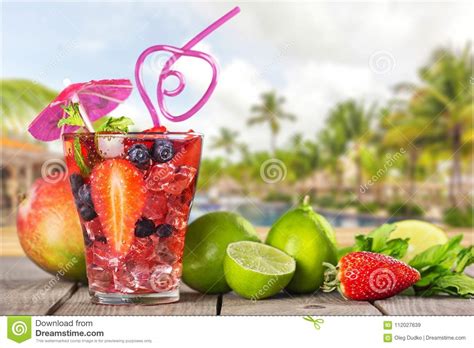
[1,256,473,316]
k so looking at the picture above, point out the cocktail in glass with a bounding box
[63,132,202,304]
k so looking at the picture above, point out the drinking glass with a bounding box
[62,132,202,304]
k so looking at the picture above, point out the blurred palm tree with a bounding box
[382,104,444,200]
[237,143,251,163]
[319,125,348,200]
[248,91,296,154]
[210,128,239,157]
[290,133,304,149]
[326,100,375,201]
[395,44,473,206]
[1,79,56,139]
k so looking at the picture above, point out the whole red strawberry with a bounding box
[322,251,420,301]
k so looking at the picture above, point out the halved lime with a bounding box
[390,220,448,262]
[224,241,296,300]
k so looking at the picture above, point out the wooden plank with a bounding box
[0,257,77,315]
[1,255,52,281]
[220,291,382,315]
[374,296,474,315]
[53,284,218,315]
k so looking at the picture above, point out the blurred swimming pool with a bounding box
[189,199,397,227]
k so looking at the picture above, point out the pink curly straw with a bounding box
[135,6,241,126]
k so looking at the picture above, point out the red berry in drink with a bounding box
[90,159,146,255]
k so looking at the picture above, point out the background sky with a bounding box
[2,1,473,155]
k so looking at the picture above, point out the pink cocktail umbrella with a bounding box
[28,79,133,141]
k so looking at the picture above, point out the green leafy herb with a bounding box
[94,116,134,133]
[431,274,474,297]
[57,103,85,127]
[349,223,409,259]
[454,246,474,273]
[409,235,462,270]
[73,137,90,176]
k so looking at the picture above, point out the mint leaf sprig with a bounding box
[58,103,84,127]
[94,116,134,133]
[409,237,473,297]
[337,223,409,260]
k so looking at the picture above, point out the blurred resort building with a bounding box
[0,138,58,225]
[1,79,61,225]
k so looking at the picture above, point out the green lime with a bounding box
[182,212,260,294]
[314,211,338,247]
[266,196,337,293]
[224,241,296,299]
[390,220,448,262]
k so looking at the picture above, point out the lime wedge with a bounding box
[224,241,296,299]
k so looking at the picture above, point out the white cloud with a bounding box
[283,61,390,137]
[75,39,106,54]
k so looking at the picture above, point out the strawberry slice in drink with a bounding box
[144,126,167,133]
[90,159,145,255]
[173,136,202,168]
